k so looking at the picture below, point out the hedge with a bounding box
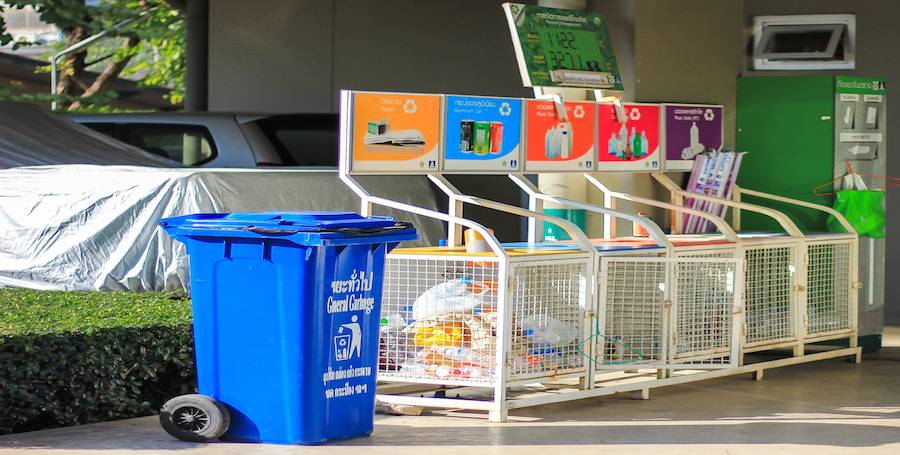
[0,289,196,434]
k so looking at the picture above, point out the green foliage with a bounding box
[0,1,185,108]
[0,289,192,336]
[0,80,120,110]
[0,289,196,434]
[120,3,186,104]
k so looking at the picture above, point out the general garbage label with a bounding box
[322,268,377,400]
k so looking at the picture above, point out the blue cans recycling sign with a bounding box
[443,95,523,172]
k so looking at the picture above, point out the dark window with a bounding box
[80,122,116,137]
[755,24,845,61]
[254,114,338,166]
[123,125,217,166]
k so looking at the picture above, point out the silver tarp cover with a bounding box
[0,102,174,168]
[0,166,444,291]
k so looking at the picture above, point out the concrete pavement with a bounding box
[2,330,898,455]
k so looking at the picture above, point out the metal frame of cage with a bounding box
[337,90,669,420]
[803,236,858,343]
[730,186,860,348]
[368,181,746,419]
[333,187,598,421]
[653,175,860,356]
[353,169,747,419]
[337,89,861,422]
[595,255,743,372]
[553,173,856,362]
[375,174,677,420]
[378,250,595,387]
[508,174,747,374]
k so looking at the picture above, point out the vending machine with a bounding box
[736,75,887,349]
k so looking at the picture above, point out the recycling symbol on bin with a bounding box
[704,108,715,121]
[403,99,417,114]
[573,104,585,119]
[499,102,512,116]
[629,107,641,121]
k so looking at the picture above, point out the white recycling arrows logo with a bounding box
[704,108,715,121]
[629,107,641,121]
[403,99,417,114]
[573,104,585,119]
[499,102,512,116]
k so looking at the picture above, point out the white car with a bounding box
[68,112,338,168]
[69,111,524,242]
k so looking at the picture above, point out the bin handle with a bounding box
[243,222,414,236]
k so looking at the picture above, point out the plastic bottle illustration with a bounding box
[544,126,559,159]
[640,132,649,158]
[627,127,637,159]
[608,133,618,156]
[690,121,700,148]
[631,127,642,159]
[559,123,571,159]
[681,122,705,159]
[617,124,628,159]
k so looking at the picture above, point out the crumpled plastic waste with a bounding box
[411,278,495,320]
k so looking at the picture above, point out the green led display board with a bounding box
[502,3,624,90]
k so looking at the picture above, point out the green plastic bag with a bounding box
[827,190,885,238]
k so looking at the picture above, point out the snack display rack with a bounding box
[339,89,860,422]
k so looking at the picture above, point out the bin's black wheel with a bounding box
[159,394,230,442]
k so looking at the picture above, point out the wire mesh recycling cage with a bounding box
[741,239,804,350]
[802,234,858,342]
[377,247,594,387]
[337,89,863,423]
[593,255,742,372]
[668,232,857,356]
[671,234,806,356]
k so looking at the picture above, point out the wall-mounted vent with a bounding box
[752,14,855,70]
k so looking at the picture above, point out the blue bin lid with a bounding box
[159,211,417,246]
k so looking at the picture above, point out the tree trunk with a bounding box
[68,35,140,110]
[56,26,87,106]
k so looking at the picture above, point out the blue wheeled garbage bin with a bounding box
[158,211,416,445]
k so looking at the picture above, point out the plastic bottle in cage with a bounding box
[378,313,411,371]
[523,329,563,370]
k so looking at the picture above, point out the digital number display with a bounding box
[503,3,624,90]
[539,29,604,72]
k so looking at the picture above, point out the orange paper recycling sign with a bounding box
[350,92,442,173]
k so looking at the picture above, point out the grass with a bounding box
[0,289,192,336]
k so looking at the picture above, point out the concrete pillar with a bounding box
[184,0,208,111]
[535,0,593,238]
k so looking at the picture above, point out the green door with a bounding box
[736,76,834,232]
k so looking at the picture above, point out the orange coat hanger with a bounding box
[814,161,900,196]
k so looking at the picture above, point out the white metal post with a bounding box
[660,260,673,379]
[448,194,464,248]
[593,258,609,381]
[527,192,544,244]
[731,258,745,367]
[491,259,512,423]
[850,238,860,352]
[794,246,808,357]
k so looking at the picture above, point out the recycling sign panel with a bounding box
[443,95,523,172]
[596,102,661,171]
[524,100,596,172]
[349,91,443,174]
[662,104,723,172]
